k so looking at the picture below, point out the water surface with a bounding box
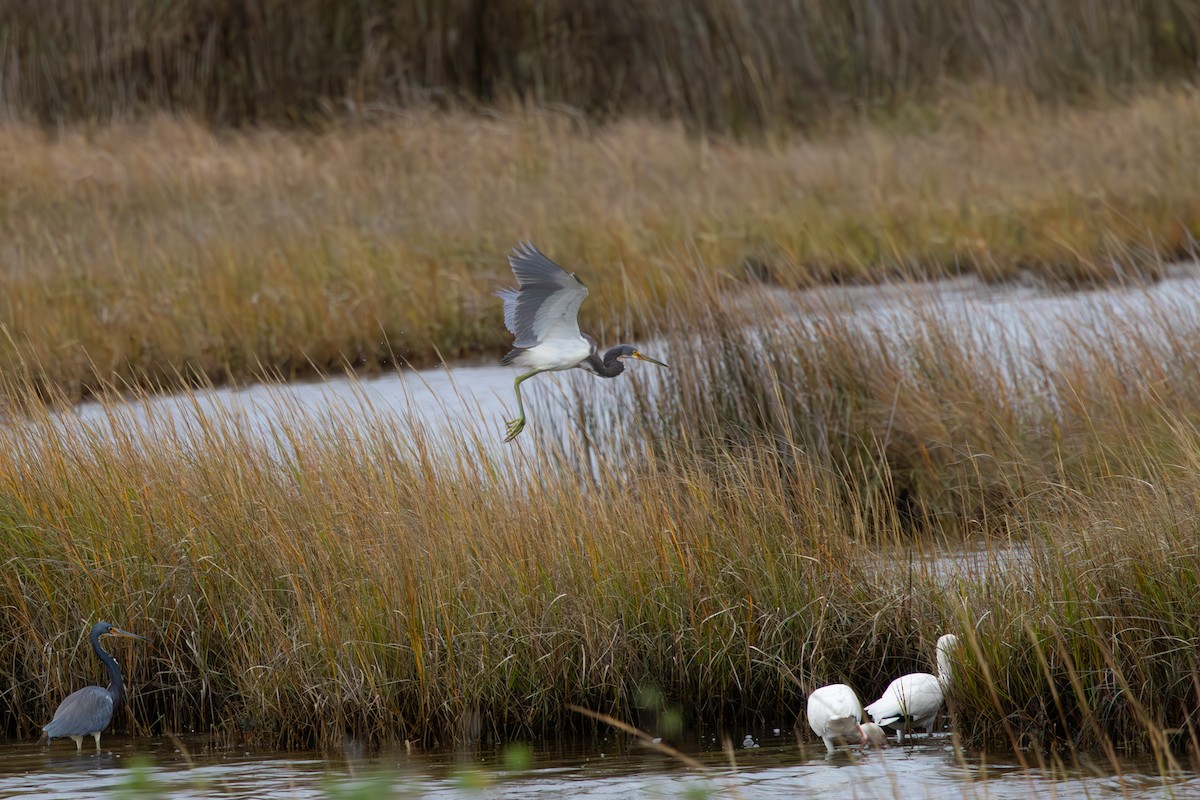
[57,265,1200,455]
[2,733,1195,799]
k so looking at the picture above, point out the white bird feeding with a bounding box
[865,634,959,744]
[806,683,890,754]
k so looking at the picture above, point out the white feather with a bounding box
[503,337,593,373]
[865,634,959,743]
[806,683,868,754]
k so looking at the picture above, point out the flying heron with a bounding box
[495,242,668,441]
[43,621,149,751]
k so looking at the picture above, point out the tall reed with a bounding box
[569,277,1200,752]
[3,1,1198,129]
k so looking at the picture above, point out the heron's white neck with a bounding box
[935,634,959,684]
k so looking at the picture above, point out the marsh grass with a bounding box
[2,87,1200,399]
[604,279,1200,756]
[3,1,1198,129]
[3,279,1200,757]
[0,375,890,747]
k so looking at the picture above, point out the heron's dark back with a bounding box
[43,685,115,737]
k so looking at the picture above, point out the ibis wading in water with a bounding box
[43,621,149,750]
[865,633,959,744]
[495,242,668,442]
[806,683,890,754]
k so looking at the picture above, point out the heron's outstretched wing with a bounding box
[43,685,114,736]
[495,242,589,348]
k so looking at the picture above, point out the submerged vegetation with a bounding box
[2,283,1200,762]
[1,87,1200,398]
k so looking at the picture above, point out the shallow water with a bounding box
[56,264,1200,457]
[2,733,1196,799]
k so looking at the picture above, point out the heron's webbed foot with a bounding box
[504,416,527,442]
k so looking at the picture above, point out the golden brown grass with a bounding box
[0,376,889,748]
[3,277,1200,757]
[2,87,1199,400]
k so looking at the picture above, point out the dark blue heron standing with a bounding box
[495,242,669,441]
[43,621,149,750]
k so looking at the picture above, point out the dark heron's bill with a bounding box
[107,627,150,642]
[631,351,669,368]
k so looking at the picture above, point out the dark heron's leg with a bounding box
[505,370,542,442]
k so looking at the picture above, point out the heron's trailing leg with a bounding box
[92,732,101,750]
[70,735,82,751]
[505,370,542,442]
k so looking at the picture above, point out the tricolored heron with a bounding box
[495,242,668,441]
[43,621,149,750]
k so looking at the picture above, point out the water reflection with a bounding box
[0,734,1195,799]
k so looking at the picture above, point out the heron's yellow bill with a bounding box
[632,351,669,368]
[108,627,150,642]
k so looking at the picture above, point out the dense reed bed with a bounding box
[3,87,1199,398]
[3,1,1198,129]
[3,277,1200,758]
[612,279,1200,756]
[1,378,885,748]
